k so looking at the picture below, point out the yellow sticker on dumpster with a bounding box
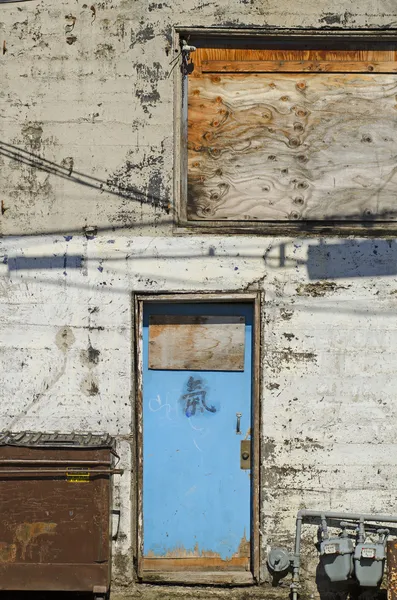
[66,470,90,482]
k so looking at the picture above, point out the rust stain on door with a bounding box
[0,541,17,563]
[143,533,250,571]
[15,522,57,560]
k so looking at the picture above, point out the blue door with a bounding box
[142,302,253,573]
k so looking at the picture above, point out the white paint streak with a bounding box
[193,439,203,452]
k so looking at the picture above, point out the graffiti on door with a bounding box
[180,376,216,418]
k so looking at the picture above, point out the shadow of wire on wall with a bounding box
[0,140,169,210]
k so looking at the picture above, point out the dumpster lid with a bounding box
[0,431,116,449]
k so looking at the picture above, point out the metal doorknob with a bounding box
[240,440,251,469]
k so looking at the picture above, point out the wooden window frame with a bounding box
[133,292,263,586]
[173,28,397,236]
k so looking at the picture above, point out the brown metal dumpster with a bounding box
[0,432,123,597]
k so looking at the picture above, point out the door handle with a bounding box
[236,413,242,435]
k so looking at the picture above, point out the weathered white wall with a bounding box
[1,0,397,597]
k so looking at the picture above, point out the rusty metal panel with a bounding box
[148,314,245,371]
[0,440,114,592]
[0,431,115,449]
[387,540,397,600]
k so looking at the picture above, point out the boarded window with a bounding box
[186,43,397,223]
[148,315,245,371]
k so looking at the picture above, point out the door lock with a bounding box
[240,439,251,469]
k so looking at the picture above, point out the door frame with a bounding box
[133,292,262,585]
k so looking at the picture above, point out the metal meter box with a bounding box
[0,432,122,595]
[320,535,354,582]
[354,543,386,587]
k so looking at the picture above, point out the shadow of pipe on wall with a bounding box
[7,256,83,271]
[4,240,397,279]
[4,242,397,301]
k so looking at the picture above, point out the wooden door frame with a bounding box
[133,292,262,585]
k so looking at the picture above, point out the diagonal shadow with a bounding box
[0,141,169,211]
[4,140,397,237]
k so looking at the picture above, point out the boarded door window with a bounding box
[148,315,245,371]
[187,43,397,223]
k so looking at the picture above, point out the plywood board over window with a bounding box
[187,46,397,222]
[148,315,245,371]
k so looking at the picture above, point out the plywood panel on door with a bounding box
[148,315,245,371]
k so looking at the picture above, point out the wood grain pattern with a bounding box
[187,72,397,221]
[148,315,245,371]
[196,48,397,63]
[202,60,397,73]
[191,48,397,76]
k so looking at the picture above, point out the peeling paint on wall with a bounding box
[296,281,349,297]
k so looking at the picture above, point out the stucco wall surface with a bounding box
[1,0,397,597]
